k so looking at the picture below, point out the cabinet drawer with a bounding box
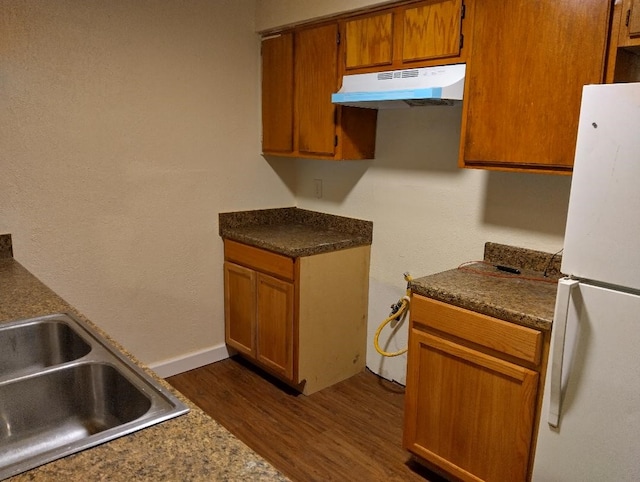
[224,240,294,282]
[411,294,543,366]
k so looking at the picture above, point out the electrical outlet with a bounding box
[313,179,323,199]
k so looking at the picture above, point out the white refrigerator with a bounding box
[532,83,640,481]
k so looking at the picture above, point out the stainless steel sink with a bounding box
[0,319,91,381]
[0,313,189,480]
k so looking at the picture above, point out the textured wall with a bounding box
[256,0,395,31]
[0,0,294,369]
[257,2,571,384]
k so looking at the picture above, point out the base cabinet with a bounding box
[404,294,548,482]
[224,261,294,380]
[223,239,370,394]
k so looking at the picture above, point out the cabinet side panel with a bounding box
[297,246,370,394]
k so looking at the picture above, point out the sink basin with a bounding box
[0,313,189,479]
[0,320,91,381]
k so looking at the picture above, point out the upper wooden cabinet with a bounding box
[343,0,466,74]
[460,0,611,173]
[261,23,377,160]
[619,0,640,45]
[606,0,640,84]
[261,0,613,171]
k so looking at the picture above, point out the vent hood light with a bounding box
[331,63,466,109]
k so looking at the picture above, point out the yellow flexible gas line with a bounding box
[373,273,413,357]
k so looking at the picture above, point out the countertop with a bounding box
[410,242,562,331]
[219,207,373,258]
[0,253,288,481]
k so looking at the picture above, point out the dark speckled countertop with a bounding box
[0,235,287,482]
[410,242,563,331]
[219,207,372,257]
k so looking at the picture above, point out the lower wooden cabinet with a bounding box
[404,294,549,482]
[223,239,370,394]
[224,262,294,380]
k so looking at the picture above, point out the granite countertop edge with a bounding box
[220,230,372,258]
[0,257,288,482]
[410,283,553,331]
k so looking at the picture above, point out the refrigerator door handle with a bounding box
[548,278,580,428]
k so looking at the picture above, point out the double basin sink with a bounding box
[0,313,189,479]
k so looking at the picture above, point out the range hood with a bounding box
[331,63,466,109]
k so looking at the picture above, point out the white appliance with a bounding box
[331,63,465,109]
[532,83,640,481]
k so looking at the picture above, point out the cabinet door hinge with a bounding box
[627,8,632,27]
[460,33,464,50]
[334,135,338,147]
[461,3,466,19]
[337,31,341,45]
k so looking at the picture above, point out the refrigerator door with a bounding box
[532,280,640,481]
[562,83,640,291]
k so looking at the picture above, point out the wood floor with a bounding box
[167,357,445,482]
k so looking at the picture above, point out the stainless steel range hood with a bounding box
[331,63,466,109]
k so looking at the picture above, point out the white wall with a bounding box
[256,0,395,31]
[1,0,294,374]
[258,2,571,384]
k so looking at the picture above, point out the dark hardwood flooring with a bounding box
[167,357,444,482]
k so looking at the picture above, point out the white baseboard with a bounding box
[149,343,231,378]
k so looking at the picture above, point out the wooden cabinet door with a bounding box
[628,0,640,37]
[404,328,539,482]
[295,23,339,157]
[262,33,294,154]
[401,0,463,63]
[256,273,294,380]
[224,262,256,357]
[616,0,640,47]
[461,0,610,172]
[345,12,394,70]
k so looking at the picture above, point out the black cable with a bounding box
[543,248,564,278]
